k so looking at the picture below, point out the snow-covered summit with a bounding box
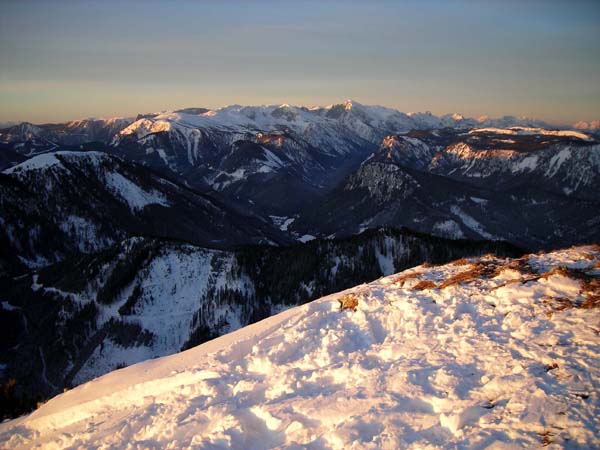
[468,126,593,141]
[2,245,598,449]
[3,150,110,175]
[113,102,558,147]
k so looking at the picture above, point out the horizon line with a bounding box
[2,100,595,129]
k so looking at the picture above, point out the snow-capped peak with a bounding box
[469,126,593,141]
[119,118,173,138]
[451,113,464,120]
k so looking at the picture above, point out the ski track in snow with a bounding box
[1,246,599,449]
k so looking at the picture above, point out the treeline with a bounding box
[236,227,522,307]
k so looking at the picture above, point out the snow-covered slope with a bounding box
[375,130,600,199]
[1,229,518,406]
[2,245,598,449]
[107,102,559,210]
[111,101,553,162]
[110,104,379,212]
[1,104,598,248]
[0,150,284,269]
[294,128,600,248]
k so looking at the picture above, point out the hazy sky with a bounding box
[1,0,599,124]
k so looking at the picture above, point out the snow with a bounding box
[112,103,572,158]
[119,118,173,138]
[1,301,19,311]
[375,248,394,275]
[298,234,316,243]
[3,150,110,175]
[3,152,62,174]
[544,129,592,140]
[261,147,286,169]
[469,127,592,141]
[469,127,517,135]
[450,205,497,240]
[469,196,488,205]
[375,235,396,275]
[104,172,170,212]
[512,155,539,173]
[280,217,295,231]
[433,220,465,239]
[545,148,572,178]
[67,243,257,384]
[59,215,105,253]
[2,246,599,449]
[269,215,295,232]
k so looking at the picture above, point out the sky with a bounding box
[1,0,599,124]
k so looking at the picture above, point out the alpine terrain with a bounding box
[0,102,598,440]
[1,246,598,449]
[3,0,599,446]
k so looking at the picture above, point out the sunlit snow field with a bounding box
[1,246,599,449]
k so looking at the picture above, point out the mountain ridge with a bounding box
[2,244,598,449]
[5,100,595,136]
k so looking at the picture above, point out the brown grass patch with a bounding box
[393,272,421,287]
[581,295,600,309]
[541,296,575,312]
[438,262,502,289]
[540,266,600,310]
[581,276,600,293]
[581,276,600,308]
[451,258,469,266]
[539,266,575,279]
[338,294,359,311]
[394,272,437,290]
[489,278,525,291]
[495,263,598,293]
[538,430,555,447]
[412,280,437,290]
[489,259,539,291]
[505,258,537,276]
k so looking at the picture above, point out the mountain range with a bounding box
[1,101,598,419]
[1,101,598,255]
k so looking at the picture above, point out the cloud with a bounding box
[573,120,600,130]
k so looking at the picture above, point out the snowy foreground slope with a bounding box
[2,246,599,449]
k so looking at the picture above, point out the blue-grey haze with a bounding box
[1,0,598,124]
